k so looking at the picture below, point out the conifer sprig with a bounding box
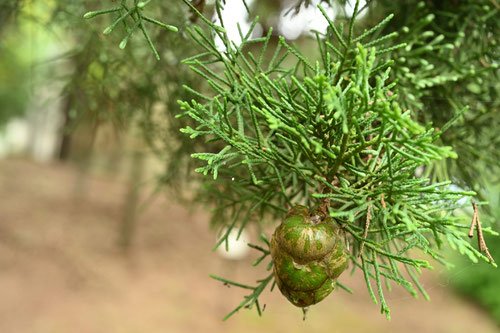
[179,0,496,321]
[83,0,177,60]
[377,0,500,200]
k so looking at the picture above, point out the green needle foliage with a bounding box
[83,0,178,60]
[178,0,497,320]
[210,234,274,321]
[371,0,500,202]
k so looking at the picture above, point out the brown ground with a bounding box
[0,158,497,333]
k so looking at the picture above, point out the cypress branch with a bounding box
[177,1,497,320]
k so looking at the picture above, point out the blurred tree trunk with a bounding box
[58,94,73,161]
[118,148,145,252]
[73,121,98,199]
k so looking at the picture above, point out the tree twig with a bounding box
[380,193,387,209]
[489,0,500,10]
[359,203,373,257]
[469,201,495,263]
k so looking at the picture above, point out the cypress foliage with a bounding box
[80,0,498,321]
[176,0,497,320]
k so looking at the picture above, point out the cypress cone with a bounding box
[270,205,349,307]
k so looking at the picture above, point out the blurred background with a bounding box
[0,0,499,332]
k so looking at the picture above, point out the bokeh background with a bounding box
[0,1,499,332]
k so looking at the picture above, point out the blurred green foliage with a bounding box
[0,0,29,127]
[0,39,30,127]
